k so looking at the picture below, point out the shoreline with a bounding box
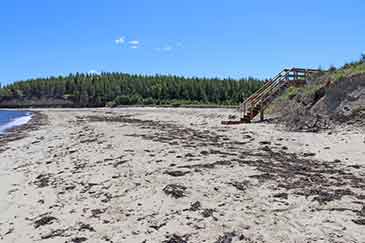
[0,108,364,242]
[0,111,32,134]
[0,104,239,110]
[0,111,46,152]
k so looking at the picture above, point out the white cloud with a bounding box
[130,45,139,49]
[115,37,125,45]
[128,40,140,45]
[88,70,101,75]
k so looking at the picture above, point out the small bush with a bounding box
[172,103,181,107]
[142,97,155,105]
[287,87,300,99]
[328,65,337,72]
[114,95,131,105]
[112,94,143,105]
[106,101,117,107]
[129,94,142,105]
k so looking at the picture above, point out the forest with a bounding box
[0,72,263,107]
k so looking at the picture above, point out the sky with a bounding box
[1,0,364,85]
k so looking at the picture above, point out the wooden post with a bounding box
[305,70,308,84]
[260,99,264,121]
[241,92,246,120]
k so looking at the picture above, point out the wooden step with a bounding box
[241,116,251,123]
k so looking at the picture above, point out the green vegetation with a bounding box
[0,73,263,107]
[324,55,365,81]
[278,55,365,103]
[280,86,301,100]
[268,54,365,115]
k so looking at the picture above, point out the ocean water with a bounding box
[0,110,32,134]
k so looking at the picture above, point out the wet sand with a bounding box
[0,108,364,243]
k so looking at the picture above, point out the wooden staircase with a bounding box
[228,68,320,124]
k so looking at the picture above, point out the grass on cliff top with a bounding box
[267,58,365,115]
[280,60,365,102]
[325,61,365,81]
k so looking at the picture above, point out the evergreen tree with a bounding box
[0,72,263,107]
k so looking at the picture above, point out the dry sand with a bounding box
[0,108,364,243]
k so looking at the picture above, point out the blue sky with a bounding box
[1,0,364,85]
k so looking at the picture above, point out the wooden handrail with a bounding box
[241,69,288,107]
[241,80,273,105]
[248,70,290,107]
[244,72,282,103]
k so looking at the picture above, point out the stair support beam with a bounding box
[260,99,264,122]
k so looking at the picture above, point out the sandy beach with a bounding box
[0,108,364,243]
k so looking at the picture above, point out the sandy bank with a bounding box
[0,108,364,243]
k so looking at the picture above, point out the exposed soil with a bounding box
[276,73,365,131]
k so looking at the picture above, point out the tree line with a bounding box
[0,72,263,107]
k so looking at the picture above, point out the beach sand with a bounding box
[0,108,364,243]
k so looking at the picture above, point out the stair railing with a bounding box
[240,70,288,115]
[243,70,291,118]
[240,68,320,121]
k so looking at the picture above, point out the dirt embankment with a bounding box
[277,73,365,132]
